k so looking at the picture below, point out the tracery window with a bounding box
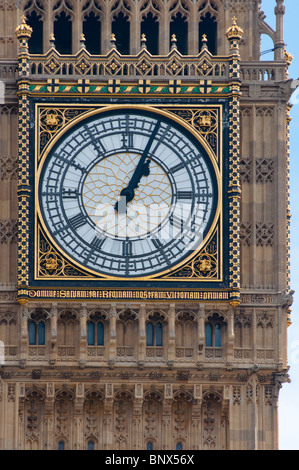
[53,1,74,54]
[57,310,78,357]
[141,12,159,55]
[82,1,102,54]
[116,310,137,357]
[87,314,105,346]
[25,7,44,54]
[198,1,219,54]
[111,1,131,54]
[28,311,47,345]
[199,12,217,54]
[205,312,226,359]
[146,320,163,346]
[170,11,188,54]
[175,311,196,359]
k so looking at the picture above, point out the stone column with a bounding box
[20,307,29,366]
[227,306,235,366]
[73,383,84,450]
[44,382,55,450]
[198,304,205,363]
[138,304,146,363]
[108,305,117,367]
[168,304,175,362]
[274,0,285,60]
[103,384,114,450]
[162,384,173,450]
[49,306,58,366]
[79,305,87,368]
[132,384,143,450]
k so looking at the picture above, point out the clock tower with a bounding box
[0,0,294,450]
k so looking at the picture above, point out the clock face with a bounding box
[38,108,218,278]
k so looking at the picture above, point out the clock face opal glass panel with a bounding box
[38,108,218,278]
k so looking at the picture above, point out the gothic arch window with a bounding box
[147,441,154,450]
[175,311,196,358]
[198,1,219,54]
[87,312,106,346]
[82,1,102,54]
[116,310,137,356]
[176,441,183,450]
[53,1,74,54]
[57,310,78,356]
[111,1,132,54]
[0,313,17,356]
[141,12,159,55]
[28,320,45,345]
[88,440,95,450]
[170,11,188,54]
[146,320,163,346]
[25,9,44,53]
[205,312,226,358]
[58,440,65,450]
[28,311,47,346]
[198,12,217,54]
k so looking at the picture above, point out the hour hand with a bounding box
[114,159,151,213]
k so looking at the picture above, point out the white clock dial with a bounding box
[38,109,217,278]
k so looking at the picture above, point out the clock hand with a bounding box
[115,120,160,213]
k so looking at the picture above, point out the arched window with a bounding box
[199,12,217,55]
[58,440,65,450]
[176,441,183,450]
[83,11,101,54]
[112,12,130,55]
[205,321,222,347]
[141,12,159,55]
[54,10,72,54]
[28,320,45,345]
[87,320,104,346]
[205,323,213,347]
[170,12,188,54]
[88,440,95,450]
[147,441,154,450]
[146,321,163,346]
[26,10,43,54]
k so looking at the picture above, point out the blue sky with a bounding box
[260,0,299,450]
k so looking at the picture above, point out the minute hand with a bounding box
[115,120,161,210]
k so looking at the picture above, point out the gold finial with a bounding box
[15,14,33,39]
[201,34,208,51]
[226,16,244,41]
[141,33,147,48]
[80,33,86,48]
[171,34,177,50]
[110,33,116,48]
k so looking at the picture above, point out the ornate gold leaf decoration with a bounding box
[38,226,91,278]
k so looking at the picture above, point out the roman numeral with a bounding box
[169,162,185,174]
[90,236,105,251]
[121,132,133,148]
[62,188,79,199]
[69,213,87,230]
[122,240,133,257]
[177,191,193,199]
